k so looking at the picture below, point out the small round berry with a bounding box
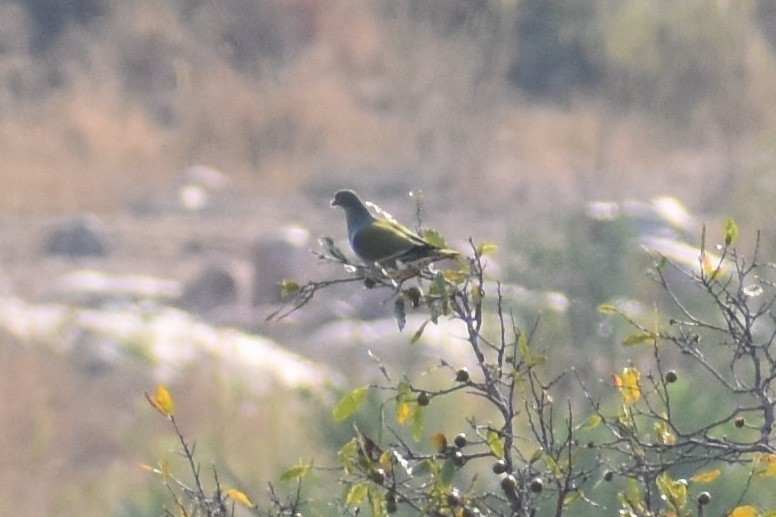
[500,475,517,492]
[665,370,678,383]
[603,470,614,482]
[734,416,745,428]
[369,468,385,484]
[492,460,508,474]
[455,368,470,383]
[417,391,430,406]
[530,478,544,493]
[454,433,467,449]
[453,450,466,467]
[385,492,397,513]
[697,491,711,506]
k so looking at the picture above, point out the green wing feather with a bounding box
[353,219,457,266]
[352,219,423,262]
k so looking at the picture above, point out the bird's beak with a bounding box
[330,198,339,207]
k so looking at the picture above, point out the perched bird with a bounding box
[331,189,459,269]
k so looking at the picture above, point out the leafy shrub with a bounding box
[147,219,776,516]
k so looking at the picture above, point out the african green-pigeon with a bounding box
[331,189,458,269]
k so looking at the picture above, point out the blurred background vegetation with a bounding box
[1,0,776,514]
[0,0,774,215]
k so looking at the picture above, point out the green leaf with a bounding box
[413,459,433,476]
[280,460,312,482]
[279,279,300,298]
[517,331,545,367]
[337,438,359,474]
[597,303,618,314]
[332,386,369,421]
[563,491,582,508]
[578,414,603,430]
[394,298,406,331]
[622,332,656,347]
[412,403,424,442]
[369,485,387,517]
[429,271,448,296]
[442,268,468,285]
[544,455,560,476]
[724,218,739,246]
[518,332,530,360]
[440,458,457,485]
[345,482,369,506]
[477,242,498,256]
[422,229,448,248]
[486,429,505,459]
[319,236,347,261]
[403,286,422,308]
[410,319,430,344]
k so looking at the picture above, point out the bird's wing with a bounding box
[352,218,432,263]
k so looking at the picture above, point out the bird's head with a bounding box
[331,189,363,209]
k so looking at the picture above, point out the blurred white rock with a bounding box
[0,296,336,394]
[176,165,231,212]
[49,269,182,306]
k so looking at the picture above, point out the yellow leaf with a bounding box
[657,471,687,511]
[160,459,171,481]
[654,420,676,445]
[724,218,739,247]
[691,469,721,484]
[702,253,721,280]
[226,488,254,508]
[471,283,484,302]
[487,429,505,459]
[617,368,641,406]
[754,453,776,478]
[157,385,175,416]
[430,433,448,453]
[146,385,175,417]
[378,451,393,476]
[729,506,759,517]
[396,400,413,425]
[345,482,369,506]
